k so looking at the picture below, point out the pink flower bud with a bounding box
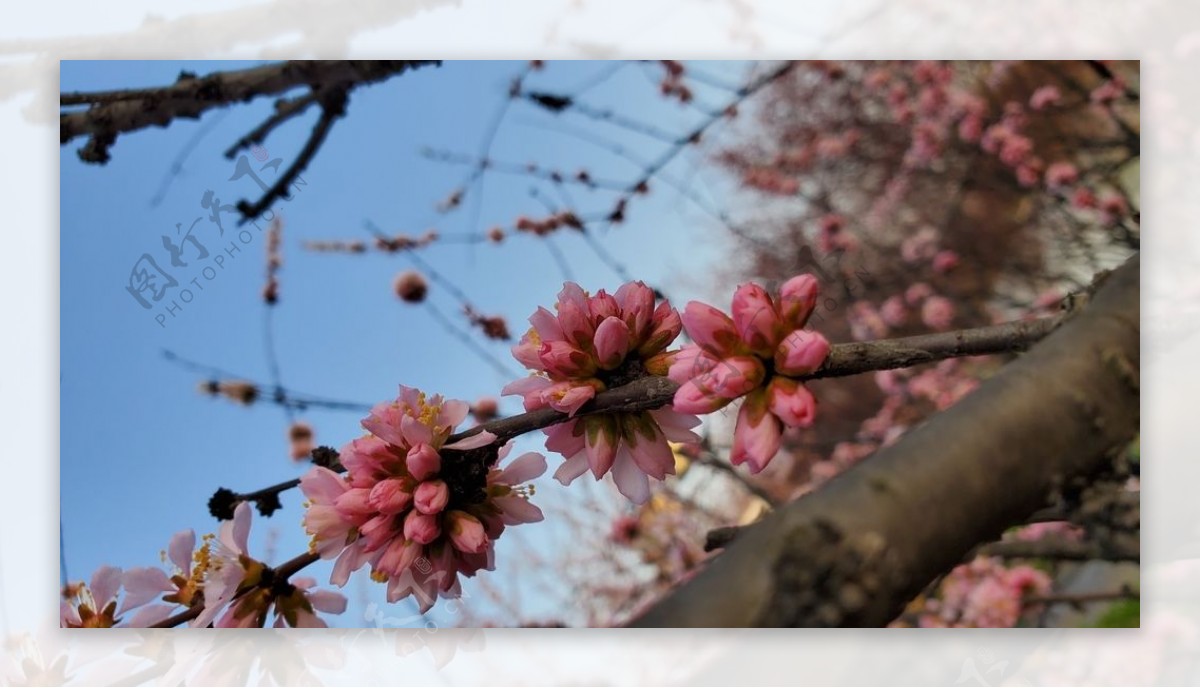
[368,478,413,515]
[767,377,817,428]
[615,281,655,340]
[681,301,740,357]
[556,294,595,350]
[403,510,441,544]
[774,330,831,376]
[537,340,596,378]
[778,274,820,327]
[636,299,682,357]
[333,488,374,522]
[666,345,716,384]
[731,283,784,355]
[405,443,441,482]
[413,480,450,515]
[588,290,621,322]
[731,390,783,473]
[694,355,765,399]
[672,379,734,414]
[446,510,488,554]
[593,316,632,370]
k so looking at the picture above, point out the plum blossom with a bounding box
[504,281,700,503]
[925,557,1052,627]
[1044,161,1080,190]
[60,565,124,628]
[1029,85,1062,110]
[118,529,208,626]
[668,275,831,473]
[301,386,544,611]
[921,296,956,331]
[199,502,348,628]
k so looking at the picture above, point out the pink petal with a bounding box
[89,565,123,609]
[778,274,820,327]
[300,466,347,505]
[553,450,591,485]
[610,446,651,504]
[444,429,497,450]
[306,589,348,615]
[681,301,740,357]
[119,567,172,615]
[593,316,632,370]
[167,530,196,575]
[126,603,174,627]
[672,379,734,414]
[495,495,545,524]
[667,344,718,384]
[497,451,547,484]
[731,395,783,473]
[731,283,784,354]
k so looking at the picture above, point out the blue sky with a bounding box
[60,60,750,627]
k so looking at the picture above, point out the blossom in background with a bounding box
[922,557,1052,628]
[199,502,348,628]
[503,281,700,503]
[301,386,545,611]
[669,274,831,473]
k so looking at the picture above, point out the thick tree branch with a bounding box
[628,254,1139,627]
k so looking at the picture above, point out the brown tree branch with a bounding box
[216,312,1069,515]
[979,537,1139,563]
[61,60,438,163]
[628,254,1139,627]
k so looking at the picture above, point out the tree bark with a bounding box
[629,254,1140,627]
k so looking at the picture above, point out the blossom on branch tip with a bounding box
[504,281,698,503]
[669,274,831,473]
[300,385,542,612]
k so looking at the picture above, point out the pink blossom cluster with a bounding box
[920,557,1052,628]
[504,281,700,503]
[669,275,831,473]
[300,385,545,611]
